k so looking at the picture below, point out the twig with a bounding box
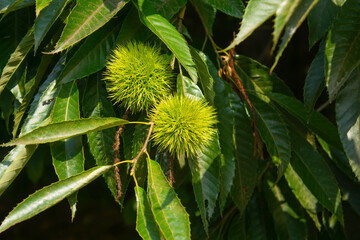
[113,110,130,200]
[167,155,175,186]
[316,100,331,112]
[130,122,154,176]
[171,6,187,70]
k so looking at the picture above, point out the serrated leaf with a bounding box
[284,162,321,229]
[35,0,50,16]
[0,165,113,234]
[34,0,69,52]
[12,54,53,137]
[336,69,360,181]
[263,174,307,240]
[234,55,294,97]
[82,74,122,203]
[188,135,220,233]
[2,117,130,146]
[0,57,63,196]
[273,0,299,50]
[267,93,343,149]
[152,0,187,20]
[190,48,215,105]
[325,0,360,100]
[52,0,128,53]
[192,0,216,36]
[182,75,220,232]
[0,0,33,13]
[57,20,119,85]
[225,0,282,50]
[203,0,244,18]
[50,81,84,219]
[177,75,202,99]
[135,0,198,83]
[290,130,343,222]
[303,41,325,111]
[147,159,190,240]
[307,0,339,48]
[271,0,319,71]
[252,96,291,178]
[135,186,162,240]
[202,54,235,213]
[230,95,257,214]
[0,0,26,20]
[0,25,34,96]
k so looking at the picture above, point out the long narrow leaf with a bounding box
[0,165,113,234]
[1,117,129,146]
[52,0,128,53]
[147,159,190,240]
[135,186,162,240]
[135,0,198,83]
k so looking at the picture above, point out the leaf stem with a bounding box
[130,122,154,176]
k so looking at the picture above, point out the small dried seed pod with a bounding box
[104,41,173,112]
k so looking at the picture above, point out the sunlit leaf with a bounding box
[52,0,128,53]
[0,25,34,96]
[147,159,190,240]
[2,117,130,146]
[336,69,360,181]
[50,81,84,220]
[325,0,360,100]
[0,165,113,234]
[225,0,282,50]
[135,186,162,240]
[135,0,198,83]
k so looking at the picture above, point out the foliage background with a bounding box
[0,0,359,239]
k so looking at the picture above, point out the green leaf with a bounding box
[307,0,339,48]
[325,0,360,100]
[290,131,343,222]
[82,74,121,203]
[0,0,26,20]
[331,0,346,6]
[272,0,299,50]
[190,48,215,106]
[151,0,187,20]
[2,117,130,146]
[135,0,198,83]
[181,75,220,232]
[0,165,113,234]
[263,174,308,240]
[267,93,343,149]
[271,0,319,71]
[303,41,325,111]
[35,0,51,16]
[192,0,216,36]
[50,81,84,219]
[0,0,34,14]
[188,135,220,233]
[203,54,235,213]
[225,0,282,50]
[147,159,190,240]
[52,0,128,53]
[336,69,360,181]
[12,54,53,137]
[252,96,291,178]
[34,0,69,52]
[227,214,245,239]
[234,55,294,97]
[0,145,38,196]
[135,186,162,240]
[0,25,34,96]
[57,20,119,85]
[284,162,321,229]
[246,194,268,240]
[177,75,202,99]
[203,0,244,18]
[0,57,62,196]
[230,95,257,214]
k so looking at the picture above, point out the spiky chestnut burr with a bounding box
[104,41,173,112]
[149,95,217,159]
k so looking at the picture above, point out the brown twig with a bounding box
[221,47,260,157]
[167,155,175,187]
[130,122,154,176]
[113,110,130,200]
